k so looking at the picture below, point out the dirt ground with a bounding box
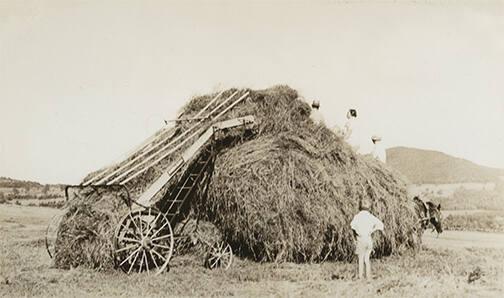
[1,204,503,297]
[423,230,504,249]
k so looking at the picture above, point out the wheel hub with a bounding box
[141,237,153,249]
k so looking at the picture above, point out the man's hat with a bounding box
[312,100,320,109]
[371,135,382,144]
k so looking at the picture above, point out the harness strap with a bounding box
[418,200,431,229]
[421,200,430,220]
[412,198,434,232]
[417,216,430,225]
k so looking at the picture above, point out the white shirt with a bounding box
[350,210,384,238]
[310,109,325,125]
[332,121,353,139]
[372,143,387,163]
[341,118,354,140]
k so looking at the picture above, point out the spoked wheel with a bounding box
[113,207,174,275]
[46,213,64,258]
[205,241,233,270]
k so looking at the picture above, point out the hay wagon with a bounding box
[46,90,256,274]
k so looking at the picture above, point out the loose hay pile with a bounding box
[54,186,129,270]
[55,85,419,269]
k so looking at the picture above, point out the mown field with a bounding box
[444,211,504,233]
[1,205,503,297]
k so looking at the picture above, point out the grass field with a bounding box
[444,211,504,233]
[1,205,503,297]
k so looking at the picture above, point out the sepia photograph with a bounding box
[1,0,503,297]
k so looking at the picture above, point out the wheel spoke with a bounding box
[138,249,145,273]
[146,209,153,236]
[120,237,141,243]
[115,244,138,254]
[137,210,144,237]
[119,246,141,267]
[149,250,159,270]
[208,255,218,263]
[128,249,141,274]
[143,250,150,274]
[211,258,219,269]
[117,219,132,238]
[129,213,142,237]
[151,249,167,261]
[152,243,172,250]
[119,220,132,235]
[150,219,170,239]
[152,233,172,242]
[145,212,161,237]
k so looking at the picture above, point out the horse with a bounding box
[413,196,443,235]
[408,196,443,251]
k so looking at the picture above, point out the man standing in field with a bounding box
[350,198,384,280]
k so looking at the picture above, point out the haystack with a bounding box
[55,85,418,269]
[185,86,417,262]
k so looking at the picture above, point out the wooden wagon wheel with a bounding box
[205,241,233,270]
[45,213,64,258]
[113,207,174,275]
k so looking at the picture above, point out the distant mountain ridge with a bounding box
[386,147,504,184]
[0,177,65,204]
[0,177,43,188]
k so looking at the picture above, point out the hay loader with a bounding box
[45,90,256,275]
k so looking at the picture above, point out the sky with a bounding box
[0,0,503,184]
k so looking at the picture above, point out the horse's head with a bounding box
[426,201,443,234]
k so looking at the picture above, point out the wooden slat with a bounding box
[213,91,250,121]
[91,90,226,186]
[165,90,225,122]
[193,90,225,118]
[212,115,255,130]
[133,115,256,207]
[135,159,184,206]
[111,90,241,185]
[122,115,255,185]
[83,125,177,186]
[181,128,213,162]
[117,126,205,185]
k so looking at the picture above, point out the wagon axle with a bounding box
[141,237,153,250]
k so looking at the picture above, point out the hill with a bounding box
[0,177,65,206]
[386,147,504,184]
[0,177,43,188]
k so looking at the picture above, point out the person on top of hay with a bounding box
[350,198,384,280]
[310,100,325,125]
[371,135,386,163]
[333,108,357,140]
